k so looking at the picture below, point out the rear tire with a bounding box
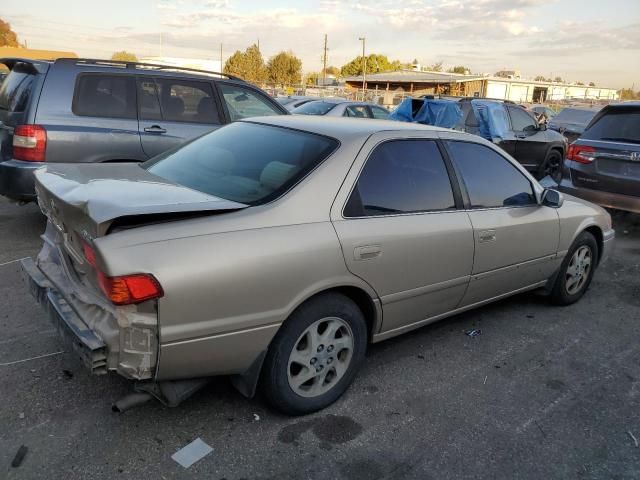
[538,149,563,183]
[549,231,598,306]
[261,293,367,415]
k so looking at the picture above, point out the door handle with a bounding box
[515,134,527,139]
[144,125,167,134]
[354,245,382,260]
[478,230,496,243]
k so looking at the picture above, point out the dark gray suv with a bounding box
[0,58,287,202]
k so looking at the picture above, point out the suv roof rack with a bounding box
[54,57,241,81]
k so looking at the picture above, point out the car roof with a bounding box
[241,115,453,141]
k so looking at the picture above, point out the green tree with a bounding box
[554,76,564,83]
[111,51,138,62]
[267,51,302,86]
[324,65,340,76]
[618,88,640,100]
[427,61,443,72]
[224,44,267,83]
[340,54,403,77]
[576,81,584,86]
[0,18,21,47]
[534,75,551,82]
[588,82,595,86]
[447,65,470,74]
[306,72,320,85]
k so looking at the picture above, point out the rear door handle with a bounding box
[144,125,167,134]
[515,134,527,139]
[354,245,382,260]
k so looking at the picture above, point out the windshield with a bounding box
[292,101,338,115]
[553,108,599,125]
[144,122,339,205]
[582,109,640,144]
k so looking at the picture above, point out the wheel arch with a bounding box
[583,225,603,264]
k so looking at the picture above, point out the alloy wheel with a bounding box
[565,245,592,295]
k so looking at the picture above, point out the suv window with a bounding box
[508,106,537,131]
[582,108,640,143]
[446,141,536,208]
[0,69,35,113]
[73,74,136,119]
[370,106,389,119]
[138,78,219,124]
[218,84,281,121]
[345,105,369,118]
[344,140,455,217]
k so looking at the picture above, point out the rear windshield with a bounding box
[144,122,339,205]
[554,108,598,125]
[582,108,640,144]
[0,70,35,112]
[292,101,337,115]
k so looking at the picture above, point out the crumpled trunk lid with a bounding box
[34,162,248,239]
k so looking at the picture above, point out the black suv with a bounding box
[0,58,287,202]
[559,102,640,213]
[457,99,567,181]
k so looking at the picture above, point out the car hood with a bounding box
[34,163,248,237]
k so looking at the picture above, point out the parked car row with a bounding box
[0,57,627,415]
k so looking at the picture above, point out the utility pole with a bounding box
[322,34,328,88]
[359,37,366,101]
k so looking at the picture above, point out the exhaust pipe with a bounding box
[112,392,153,413]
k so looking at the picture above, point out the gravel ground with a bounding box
[0,197,639,479]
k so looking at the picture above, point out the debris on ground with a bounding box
[253,413,261,421]
[62,369,73,379]
[11,445,28,468]
[18,412,25,419]
[483,376,488,385]
[628,430,639,448]
[171,438,213,468]
[417,354,425,359]
[465,329,482,337]
[526,314,535,319]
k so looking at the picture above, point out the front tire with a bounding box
[261,293,367,415]
[549,231,598,305]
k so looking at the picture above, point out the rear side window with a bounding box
[345,105,369,118]
[446,141,536,208]
[73,74,136,119]
[344,140,455,217]
[0,70,35,112]
[218,84,281,121]
[370,106,389,119]
[582,109,640,143]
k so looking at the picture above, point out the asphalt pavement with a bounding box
[1,197,639,479]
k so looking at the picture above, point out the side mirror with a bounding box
[539,123,547,131]
[541,188,564,208]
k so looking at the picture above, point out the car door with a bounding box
[443,138,560,306]
[331,133,474,336]
[216,82,284,121]
[507,105,548,170]
[137,77,222,158]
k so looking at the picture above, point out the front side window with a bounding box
[145,122,338,205]
[508,106,537,131]
[73,74,136,119]
[344,140,456,217]
[370,106,389,119]
[446,141,536,208]
[218,84,281,121]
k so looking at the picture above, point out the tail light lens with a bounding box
[82,240,163,305]
[97,272,164,305]
[567,144,596,164]
[13,125,47,162]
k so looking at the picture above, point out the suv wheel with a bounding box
[549,231,598,305]
[261,293,367,415]
[538,150,563,183]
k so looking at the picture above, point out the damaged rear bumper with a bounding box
[23,257,108,374]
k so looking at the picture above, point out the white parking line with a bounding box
[0,256,30,267]
[0,351,64,367]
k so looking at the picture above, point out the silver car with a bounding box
[24,116,614,415]
[292,98,390,119]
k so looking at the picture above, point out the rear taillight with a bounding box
[97,272,164,306]
[567,144,596,164]
[13,124,47,162]
[82,239,163,305]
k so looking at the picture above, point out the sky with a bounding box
[3,0,639,88]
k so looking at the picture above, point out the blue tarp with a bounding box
[389,98,463,129]
[469,100,510,140]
